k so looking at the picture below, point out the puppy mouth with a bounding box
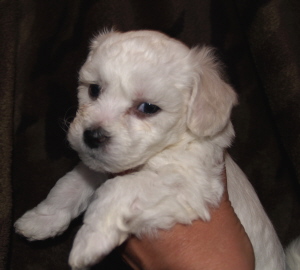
[86,151,101,160]
[80,146,144,175]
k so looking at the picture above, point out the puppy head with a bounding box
[68,30,237,173]
[68,30,192,173]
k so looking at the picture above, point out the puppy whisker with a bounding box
[59,106,77,133]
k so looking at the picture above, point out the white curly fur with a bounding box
[15,30,299,270]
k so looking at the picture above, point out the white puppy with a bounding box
[15,30,299,270]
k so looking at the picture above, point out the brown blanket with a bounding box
[1,0,299,269]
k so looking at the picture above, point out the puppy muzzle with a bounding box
[83,128,110,149]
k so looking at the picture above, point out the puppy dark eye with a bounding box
[137,103,161,115]
[88,84,102,99]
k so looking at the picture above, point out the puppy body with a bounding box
[15,30,298,270]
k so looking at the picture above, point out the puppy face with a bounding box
[68,30,237,173]
[68,31,193,173]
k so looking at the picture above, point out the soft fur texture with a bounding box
[15,30,299,270]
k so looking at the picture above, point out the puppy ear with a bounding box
[187,47,238,137]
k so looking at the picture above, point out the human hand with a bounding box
[121,170,255,270]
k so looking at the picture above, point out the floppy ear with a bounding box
[187,47,238,137]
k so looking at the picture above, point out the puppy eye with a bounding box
[88,84,102,99]
[137,103,161,115]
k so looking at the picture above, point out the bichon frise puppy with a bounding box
[15,30,299,270]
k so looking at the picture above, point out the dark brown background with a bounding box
[1,0,300,269]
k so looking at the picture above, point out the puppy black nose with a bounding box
[83,128,110,149]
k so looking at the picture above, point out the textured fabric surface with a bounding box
[0,0,299,269]
[0,0,18,269]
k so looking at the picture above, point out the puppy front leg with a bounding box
[69,167,223,269]
[15,162,106,241]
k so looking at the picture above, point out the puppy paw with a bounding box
[15,208,71,240]
[69,224,126,269]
